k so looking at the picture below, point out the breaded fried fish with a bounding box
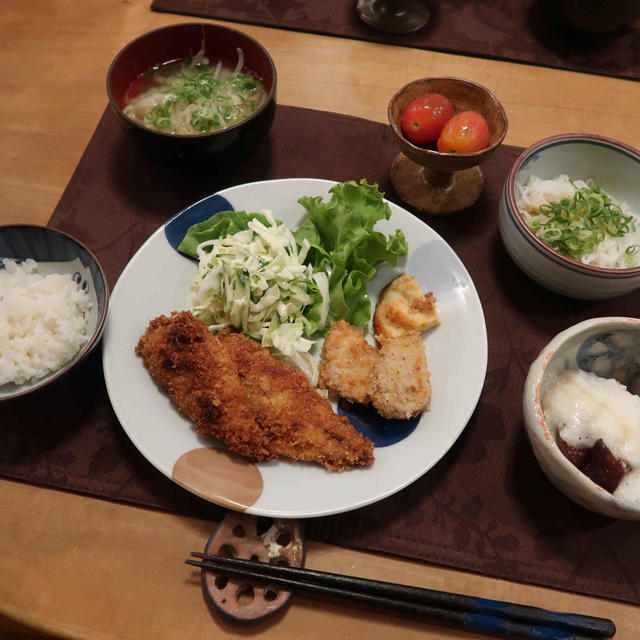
[223,330,375,471]
[318,319,379,404]
[136,312,374,471]
[135,311,273,461]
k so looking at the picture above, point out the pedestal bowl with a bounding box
[388,77,507,215]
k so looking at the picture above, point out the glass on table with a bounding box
[356,0,430,34]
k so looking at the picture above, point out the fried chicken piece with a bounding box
[222,330,375,471]
[373,273,439,344]
[318,319,379,404]
[135,312,273,461]
[370,333,431,419]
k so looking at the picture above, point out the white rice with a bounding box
[516,174,640,269]
[0,259,91,386]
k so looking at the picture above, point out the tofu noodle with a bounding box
[517,174,640,268]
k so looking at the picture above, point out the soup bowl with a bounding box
[499,134,640,299]
[107,22,277,166]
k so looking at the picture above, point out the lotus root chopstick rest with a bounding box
[201,512,305,623]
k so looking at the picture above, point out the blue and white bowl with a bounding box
[499,134,640,299]
[0,225,109,401]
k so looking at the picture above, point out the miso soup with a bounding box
[123,48,265,136]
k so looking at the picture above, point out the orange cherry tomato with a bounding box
[437,111,490,153]
[401,93,455,146]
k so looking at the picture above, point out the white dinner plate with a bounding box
[102,178,487,518]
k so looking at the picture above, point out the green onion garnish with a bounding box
[128,51,265,136]
[528,183,637,261]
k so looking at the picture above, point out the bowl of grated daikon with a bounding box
[499,133,640,299]
[0,225,108,401]
[524,316,640,519]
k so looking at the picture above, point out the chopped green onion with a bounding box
[128,49,265,135]
[527,184,636,261]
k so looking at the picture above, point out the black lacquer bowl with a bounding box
[107,22,277,167]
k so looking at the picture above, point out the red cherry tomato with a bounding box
[401,93,455,146]
[437,111,490,153]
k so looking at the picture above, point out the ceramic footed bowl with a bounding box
[523,317,640,520]
[499,133,640,299]
[388,76,507,214]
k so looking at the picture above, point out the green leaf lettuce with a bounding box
[177,210,270,258]
[294,179,408,327]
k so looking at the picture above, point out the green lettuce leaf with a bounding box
[177,208,326,338]
[294,179,408,327]
[177,210,270,258]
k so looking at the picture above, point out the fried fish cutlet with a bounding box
[370,333,431,420]
[318,319,379,404]
[222,330,375,471]
[135,311,273,461]
[373,273,439,344]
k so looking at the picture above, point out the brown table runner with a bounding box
[151,0,640,81]
[2,105,640,606]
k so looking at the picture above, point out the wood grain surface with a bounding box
[1,0,639,638]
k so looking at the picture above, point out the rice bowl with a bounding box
[0,225,108,401]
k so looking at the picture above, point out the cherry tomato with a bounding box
[401,93,455,146]
[437,111,490,153]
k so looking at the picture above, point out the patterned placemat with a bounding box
[1,104,639,605]
[151,0,640,80]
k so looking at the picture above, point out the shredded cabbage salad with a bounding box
[191,212,329,383]
[181,180,408,383]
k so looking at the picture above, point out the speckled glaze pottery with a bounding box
[523,317,640,520]
[499,134,640,299]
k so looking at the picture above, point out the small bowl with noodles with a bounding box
[499,133,640,299]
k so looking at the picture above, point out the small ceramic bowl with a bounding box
[107,22,277,166]
[523,317,640,520]
[388,77,507,214]
[499,134,640,299]
[0,225,108,401]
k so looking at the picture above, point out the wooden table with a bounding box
[1,1,639,638]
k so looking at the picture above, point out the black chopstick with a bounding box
[186,553,615,639]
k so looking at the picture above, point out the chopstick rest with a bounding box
[197,513,305,623]
[186,553,615,639]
